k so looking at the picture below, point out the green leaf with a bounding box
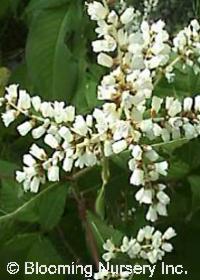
[0,180,25,214]
[175,139,200,170]
[27,236,62,270]
[152,138,189,155]
[26,0,70,12]
[87,211,123,252]
[0,233,40,279]
[168,160,190,180]
[155,66,200,98]
[9,63,33,92]
[111,150,130,170]
[0,234,75,278]
[26,4,79,101]
[0,159,18,177]
[0,183,68,230]
[95,186,105,220]
[0,0,10,19]
[188,175,200,214]
[37,183,68,230]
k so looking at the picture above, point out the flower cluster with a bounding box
[1,0,200,271]
[102,226,176,264]
[173,19,200,74]
[129,145,169,222]
[94,226,176,279]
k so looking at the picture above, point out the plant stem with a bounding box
[71,188,99,268]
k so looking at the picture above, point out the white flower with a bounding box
[183,123,197,139]
[40,102,54,118]
[145,148,159,162]
[191,19,200,31]
[135,187,153,204]
[157,191,170,205]
[84,151,97,166]
[65,106,75,122]
[44,134,60,149]
[87,1,108,21]
[48,165,59,182]
[141,21,150,44]
[63,157,73,172]
[32,125,46,139]
[121,236,131,253]
[183,97,193,112]
[30,177,40,193]
[104,140,113,157]
[92,35,116,52]
[59,126,73,142]
[120,7,135,25]
[2,110,16,127]
[17,90,31,110]
[152,96,163,113]
[161,128,170,142]
[93,108,108,134]
[30,144,46,160]
[131,145,143,160]
[32,96,41,112]
[157,203,168,217]
[112,140,127,154]
[162,243,173,252]
[102,239,115,262]
[130,168,144,186]
[17,121,33,136]
[113,121,130,140]
[168,99,182,117]
[23,154,36,166]
[146,205,158,222]
[153,123,162,137]
[53,101,66,123]
[163,227,177,240]
[95,20,109,37]
[86,115,93,127]
[73,115,88,136]
[195,96,200,112]
[155,161,168,176]
[140,119,153,132]
[108,10,118,25]
[97,53,113,68]
[16,171,26,183]
[5,84,18,102]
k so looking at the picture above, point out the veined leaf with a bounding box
[87,211,123,252]
[0,183,68,230]
[155,66,200,98]
[37,183,68,230]
[26,3,79,101]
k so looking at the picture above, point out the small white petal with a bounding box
[44,134,59,149]
[112,140,127,154]
[97,53,113,68]
[17,121,33,136]
[163,227,177,240]
[48,165,59,182]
